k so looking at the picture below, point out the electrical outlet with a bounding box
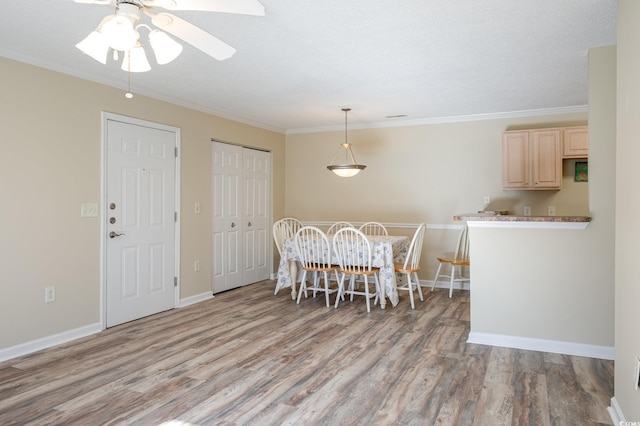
[194,202,201,214]
[483,195,491,205]
[45,286,56,303]
[547,206,556,216]
[194,260,200,272]
[523,206,531,216]
[635,356,640,390]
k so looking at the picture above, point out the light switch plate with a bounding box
[81,203,99,217]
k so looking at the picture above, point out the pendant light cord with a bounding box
[343,107,351,144]
[125,50,133,99]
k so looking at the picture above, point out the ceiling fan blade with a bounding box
[151,13,236,60]
[146,0,265,16]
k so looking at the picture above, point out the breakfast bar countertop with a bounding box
[453,213,591,229]
[453,213,591,222]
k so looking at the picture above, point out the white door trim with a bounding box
[100,112,181,329]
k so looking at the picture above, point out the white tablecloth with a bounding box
[275,235,410,308]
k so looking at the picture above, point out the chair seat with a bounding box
[394,262,420,274]
[436,257,470,266]
[341,267,380,275]
[302,265,336,273]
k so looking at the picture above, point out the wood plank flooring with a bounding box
[0,281,614,425]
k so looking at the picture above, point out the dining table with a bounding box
[275,234,411,309]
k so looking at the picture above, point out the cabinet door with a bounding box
[531,129,562,189]
[502,131,529,188]
[563,126,588,158]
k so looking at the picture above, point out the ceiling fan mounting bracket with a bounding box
[114,1,142,21]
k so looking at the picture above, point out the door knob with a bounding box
[248,222,252,227]
[231,222,236,228]
[109,231,125,238]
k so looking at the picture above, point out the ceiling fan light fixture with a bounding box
[327,108,367,177]
[148,30,183,64]
[121,43,151,72]
[100,14,139,51]
[75,31,110,64]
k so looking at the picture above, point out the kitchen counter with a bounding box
[453,213,591,229]
[462,214,612,359]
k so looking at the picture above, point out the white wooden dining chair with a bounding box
[327,221,354,236]
[295,226,339,307]
[272,219,294,295]
[359,221,388,236]
[395,223,425,309]
[431,223,470,298]
[332,227,381,313]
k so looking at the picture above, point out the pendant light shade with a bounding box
[327,108,366,177]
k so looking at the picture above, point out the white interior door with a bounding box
[212,142,243,292]
[105,116,178,327]
[212,142,270,293]
[242,148,270,284]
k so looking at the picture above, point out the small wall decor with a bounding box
[575,161,588,182]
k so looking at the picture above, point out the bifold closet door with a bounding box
[212,142,270,293]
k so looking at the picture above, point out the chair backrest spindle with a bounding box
[327,221,355,235]
[359,221,388,236]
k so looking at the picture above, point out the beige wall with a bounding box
[0,57,285,350]
[285,113,589,279]
[463,46,616,353]
[615,0,640,420]
[460,44,618,347]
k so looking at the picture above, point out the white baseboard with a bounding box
[179,291,214,308]
[608,397,626,425]
[467,332,614,360]
[0,323,102,363]
[0,292,214,363]
[423,280,470,292]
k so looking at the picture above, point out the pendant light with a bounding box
[327,108,367,177]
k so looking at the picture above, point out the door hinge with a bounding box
[174,276,178,287]
[174,211,177,222]
[175,147,178,158]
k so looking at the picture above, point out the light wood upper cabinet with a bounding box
[502,129,562,190]
[563,126,589,158]
[502,131,530,189]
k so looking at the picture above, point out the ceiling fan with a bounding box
[73,0,265,71]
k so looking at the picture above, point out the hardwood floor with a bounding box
[0,281,614,425]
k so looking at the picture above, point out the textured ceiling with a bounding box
[0,0,616,133]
